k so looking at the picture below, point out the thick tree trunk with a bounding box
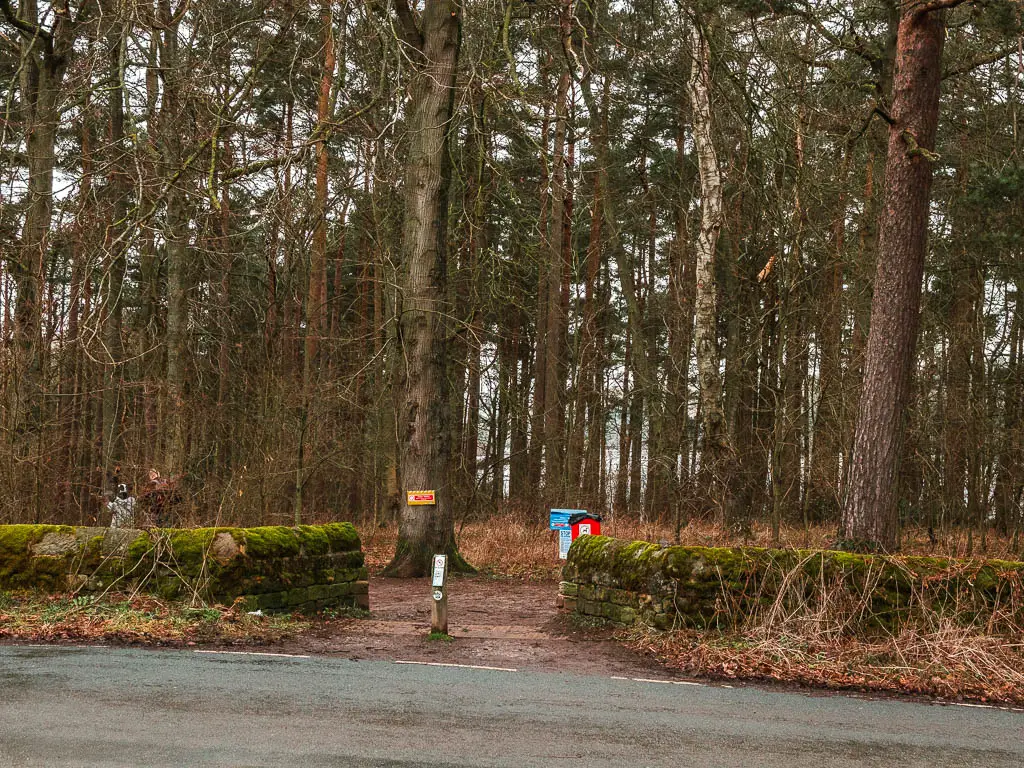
[841,3,948,551]
[385,0,469,577]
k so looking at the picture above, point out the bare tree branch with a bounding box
[0,0,53,43]
[944,44,1017,79]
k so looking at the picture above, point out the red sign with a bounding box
[407,490,436,506]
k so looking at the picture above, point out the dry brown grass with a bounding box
[0,591,307,646]
[361,518,1023,578]
[629,622,1024,705]
[617,539,1024,705]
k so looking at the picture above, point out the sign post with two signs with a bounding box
[404,489,448,634]
[430,553,448,635]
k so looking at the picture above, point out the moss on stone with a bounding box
[1,525,63,560]
[563,536,1024,634]
[295,525,331,556]
[242,526,302,559]
[319,522,361,554]
[0,522,368,611]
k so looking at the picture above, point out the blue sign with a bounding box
[549,509,586,530]
[558,529,572,559]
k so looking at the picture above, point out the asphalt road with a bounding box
[1,646,1021,767]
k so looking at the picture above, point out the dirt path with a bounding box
[283,575,666,677]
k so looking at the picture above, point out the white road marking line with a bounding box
[952,702,1024,713]
[611,675,705,687]
[394,660,517,672]
[193,650,311,659]
[631,677,705,686]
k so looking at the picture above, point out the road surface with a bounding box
[1,645,1021,767]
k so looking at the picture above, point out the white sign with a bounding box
[558,529,572,559]
[433,590,444,602]
[579,523,591,537]
[432,554,447,587]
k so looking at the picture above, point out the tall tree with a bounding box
[688,18,733,524]
[1,0,91,440]
[384,0,470,576]
[841,1,953,550]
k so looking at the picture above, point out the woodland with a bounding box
[1,0,1023,568]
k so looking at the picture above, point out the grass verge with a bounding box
[0,589,308,646]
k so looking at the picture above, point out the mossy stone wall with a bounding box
[0,523,368,613]
[560,535,1024,632]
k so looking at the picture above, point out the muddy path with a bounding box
[278,575,667,677]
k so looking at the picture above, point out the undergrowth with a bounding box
[0,591,308,646]
[621,553,1024,705]
[627,623,1024,705]
[362,519,1024,579]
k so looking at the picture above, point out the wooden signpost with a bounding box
[430,553,448,635]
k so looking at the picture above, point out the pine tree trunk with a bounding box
[529,107,550,499]
[576,86,605,508]
[543,69,570,506]
[842,3,948,551]
[296,0,335,522]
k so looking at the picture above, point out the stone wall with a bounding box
[0,523,368,613]
[559,535,1024,632]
